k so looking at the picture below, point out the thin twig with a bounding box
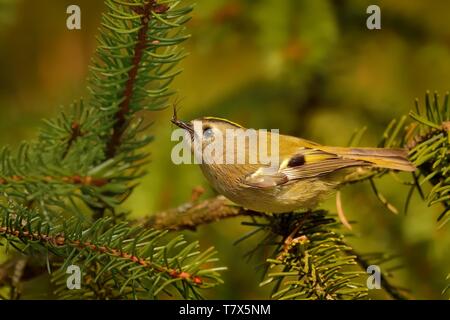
[62,122,83,159]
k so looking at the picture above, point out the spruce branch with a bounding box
[89,0,192,159]
[0,0,193,220]
[0,1,198,298]
[0,174,109,187]
[400,91,450,297]
[247,211,368,300]
[143,197,408,300]
[405,91,450,227]
[0,202,224,299]
[106,0,168,158]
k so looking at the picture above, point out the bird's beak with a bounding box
[171,107,194,135]
[171,118,194,134]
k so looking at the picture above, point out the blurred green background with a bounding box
[0,0,449,299]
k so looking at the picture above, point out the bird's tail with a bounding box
[320,146,416,172]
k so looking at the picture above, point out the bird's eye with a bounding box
[203,127,214,139]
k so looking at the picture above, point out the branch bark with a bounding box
[142,195,411,300]
[141,195,265,231]
[106,0,169,158]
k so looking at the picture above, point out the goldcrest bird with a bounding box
[171,113,415,213]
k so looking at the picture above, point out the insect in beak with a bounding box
[171,104,194,135]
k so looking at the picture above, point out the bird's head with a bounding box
[171,109,243,154]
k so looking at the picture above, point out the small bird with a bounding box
[171,113,415,213]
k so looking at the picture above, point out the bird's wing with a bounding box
[242,148,369,189]
[280,158,368,180]
[242,133,413,189]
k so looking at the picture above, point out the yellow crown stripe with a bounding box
[202,117,243,128]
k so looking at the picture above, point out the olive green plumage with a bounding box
[172,116,415,213]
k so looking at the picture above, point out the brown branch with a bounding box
[0,175,109,187]
[142,195,265,231]
[62,122,83,159]
[142,195,413,299]
[0,224,203,285]
[106,1,169,158]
